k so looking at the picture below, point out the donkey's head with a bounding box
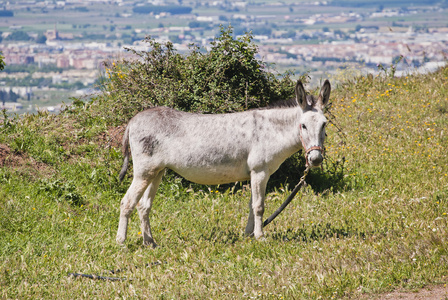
[295,79,331,168]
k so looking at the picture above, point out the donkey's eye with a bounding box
[302,124,307,130]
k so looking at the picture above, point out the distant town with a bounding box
[1,0,447,113]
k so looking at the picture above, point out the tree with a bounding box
[188,21,207,28]
[36,34,47,44]
[0,90,19,103]
[5,31,31,41]
[0,52,5,71]
[0,10,13,17]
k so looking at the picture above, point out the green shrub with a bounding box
[87,26,299,125]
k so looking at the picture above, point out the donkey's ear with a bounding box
[295,80,307,109]
[317,79,331,109]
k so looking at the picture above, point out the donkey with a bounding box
[116,80,331,247]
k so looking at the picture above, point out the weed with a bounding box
[39,179,84,206]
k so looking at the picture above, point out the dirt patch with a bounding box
[367,284,448,300]
[0,143,26,167]
[90,126,125,150]
[106,125,125,149]
[0,143,53,176]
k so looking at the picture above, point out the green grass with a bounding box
[1,67,448,299]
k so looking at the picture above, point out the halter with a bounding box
[299,124,324,167]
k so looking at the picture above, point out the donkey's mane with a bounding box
[266,98,297,109]
[258,98,297,109]
[262,94,317,110]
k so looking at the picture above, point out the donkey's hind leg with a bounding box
[136,169,164,247]
[116,174,153,245]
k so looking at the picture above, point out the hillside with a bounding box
[0,36,447,298]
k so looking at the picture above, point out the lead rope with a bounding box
[261,165,310,228]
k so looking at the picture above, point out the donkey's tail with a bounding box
[119,125,131,183]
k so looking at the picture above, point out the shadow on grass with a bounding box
[123,223,371,251]
[271,222,370,243]
[198,227,242,245]
[268,152,349,195]
[122,228,243,251]
[306,165,348,195]
[169,223,368,246]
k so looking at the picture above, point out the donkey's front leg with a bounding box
[248,170,269,240]
[245,195,255,236]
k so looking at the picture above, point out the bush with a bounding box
[90,26,299,125]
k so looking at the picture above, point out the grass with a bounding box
[1,66,448,299]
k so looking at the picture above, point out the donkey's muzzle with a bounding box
[306,147,324,168]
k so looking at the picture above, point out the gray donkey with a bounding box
[117,80,331,247]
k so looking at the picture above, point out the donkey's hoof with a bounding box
[255,236,267,242]
[143,241,158,248]
[116,236,126,245]
[252,232,266,241]
[245,231,266,241]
